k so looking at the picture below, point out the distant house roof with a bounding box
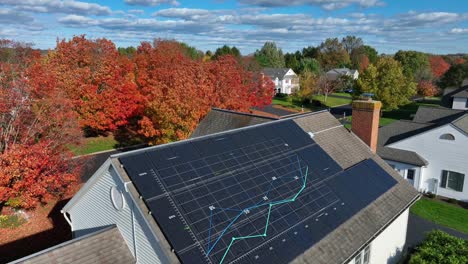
[12,225,135,264]
[190,108,276,138]
[451,86,468,98]
[378,106,467,166]
[327,68,358,75]
[262,68,293,80]
[106,110,418,264]
[441,85,468,107]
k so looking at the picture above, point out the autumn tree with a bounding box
[356,58,416,110]
[361,45,379,64]
[298,70,318,100]
[429,56,450,79]
[48,36,141,133]
[133,40,273,144]
[394,50,430,80]
[341,36,363,55]
[417,80,439,97]
[317,38,350,70]
[254,42,285,68]
[0,40,81,208]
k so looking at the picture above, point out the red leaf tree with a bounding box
[417,80,440,97]
[429,56,450,79]
[133,40,274,144]
[0,40,81,208]
[49,36,141,133]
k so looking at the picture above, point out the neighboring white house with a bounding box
[326,68,359,81]
[262,67,299,94]
[441,83,468,110]
[14,110,419,264]
[377,106,468,201]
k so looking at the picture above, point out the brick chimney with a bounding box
[351,98,382,153]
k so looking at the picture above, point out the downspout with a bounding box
[125,181,138,262]
[61,210,73,231]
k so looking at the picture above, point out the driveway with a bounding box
[406,212,468,248]
[330,104,352,119]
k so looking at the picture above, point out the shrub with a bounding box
[425,192,436,199]
[409,230,468,264]
[311,99,323,107]
[0,214,26,229]
[275,93,288,98]
[447,198,458,204]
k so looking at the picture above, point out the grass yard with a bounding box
[70,135,118,156]
[311,94,352,107]
[381,100,441,121]
[410,198,468,234]
[271,97,305,111]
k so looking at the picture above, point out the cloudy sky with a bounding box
[1,0,467,54]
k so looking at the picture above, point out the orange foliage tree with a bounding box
[417,80,439,97]
[49,36,141,133]
[133,40,274,144]
[429,56,450,79]
[0,41,81,208]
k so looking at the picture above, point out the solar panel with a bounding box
[119,120,397,264]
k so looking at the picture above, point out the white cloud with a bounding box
[153,8,211,19]
[0,8,33,24]
[237,0,384,10]
[0,0,111,15]
[124,0,179,6]
[450,28,468,34]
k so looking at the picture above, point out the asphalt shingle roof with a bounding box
[262,68,292,80]
[12,226,135,264]
[441,85,468,107]
[112,110,418,264]
[412,106,465,124]
[190,108,276,138]
[451,86,468,98]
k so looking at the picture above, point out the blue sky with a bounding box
[1,0,467,54]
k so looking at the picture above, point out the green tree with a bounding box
[409,230,468,264]
[302,46,319,59]
[213,45,241,60]
[394,50,430,80]
[438,62,468,88]
[285,52,301,73]
[254,41,285,68]
[179,42,204,60]
[356,58,416,110]
[118,46,136,57]
[361,45,379,64]
[317,38,350,70]
[299,58,321,74]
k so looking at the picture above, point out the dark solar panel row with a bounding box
[119,120,397,264]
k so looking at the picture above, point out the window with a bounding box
[354,252,362,264]
[465,99,468,108]
[363,246,370,264]
[439,133,455,140]
[440,170,465,192]
[354,245,371,264]
[110,186,125,210]
[407,169,415,180]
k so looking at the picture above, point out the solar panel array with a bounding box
[119,120,397,264]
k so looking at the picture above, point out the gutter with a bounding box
[340,193,421,264]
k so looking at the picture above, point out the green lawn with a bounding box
[332,92,352,98]
[382,100,441,121]
[312,94,352,107]
[271,97,304,111]
[410,198,468,234]
[70,135,118,156]
[343,116,396,129]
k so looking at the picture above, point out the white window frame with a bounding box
[353,245,371,264]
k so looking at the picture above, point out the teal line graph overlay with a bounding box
[205,156,309,264]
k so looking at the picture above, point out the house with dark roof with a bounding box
[377,106,468,201]
[15,102,419,264]
[441,84,468,110]
[262,68,299,95]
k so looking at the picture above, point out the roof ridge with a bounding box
[211,108,279,120]
[112,109,331,158]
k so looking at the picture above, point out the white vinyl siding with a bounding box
[66,162,169,264]
[452,97,468,110]
[388,124,468,201]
